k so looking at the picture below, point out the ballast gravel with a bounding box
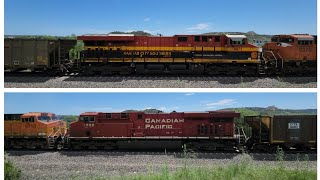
[6,151,317,180]
[4,76,317,88]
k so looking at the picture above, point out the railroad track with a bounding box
[6,149,317,161]
[4,73,317,83]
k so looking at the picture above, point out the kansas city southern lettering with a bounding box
[123,51,172,57]
[144,118,184,129]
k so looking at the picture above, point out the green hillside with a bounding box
[203,31,272,44]
[221,106,316,132]
[222,106,317,117]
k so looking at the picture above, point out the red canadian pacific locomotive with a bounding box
[68,111,242,151]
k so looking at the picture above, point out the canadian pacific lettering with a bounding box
[144,118,184,129]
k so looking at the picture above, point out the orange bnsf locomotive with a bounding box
[4,112,67,149]
[4,111,317,152]
[262,34,317,75]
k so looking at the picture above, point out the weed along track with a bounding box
[5,150,317,180]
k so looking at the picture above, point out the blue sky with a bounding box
[4,93,317,115]
[4,0,316,36]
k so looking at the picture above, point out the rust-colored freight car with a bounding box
[68,111,244,151]
[244,115,317,152]
[4,38,76,75]
[4,112,67,149]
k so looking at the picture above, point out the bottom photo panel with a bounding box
[4,92,317,180]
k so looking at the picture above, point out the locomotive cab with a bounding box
[226,35,247,46]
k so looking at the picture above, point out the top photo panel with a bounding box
[4,0,317,88]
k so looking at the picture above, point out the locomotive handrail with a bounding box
[277,53,284,69]
[269,51,278,68]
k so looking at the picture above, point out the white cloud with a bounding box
[205,99,237,107]
[187,23,210,31]
[158,107,167,111]
[158,106,180,112]
[184,93,195,96]
[144,17,151,22]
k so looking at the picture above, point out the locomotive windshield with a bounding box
[280,38,294,43]
[52,115,59,121]
[38,116,51,121]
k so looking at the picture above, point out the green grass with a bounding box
[80,154,316,180]
[113,163,316,180]
[4,154,21,180]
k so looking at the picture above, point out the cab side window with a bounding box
[80,116,94,122]
[178,37,188,42]
[22,117,34,122]
[202,36,208,42]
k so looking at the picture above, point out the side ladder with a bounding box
[236,127,247,152]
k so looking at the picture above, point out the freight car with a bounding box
[67,111,245,151]
[4,112,67,149]
[77,34,260,75]
[244,115,317,152]
[262,34,317,75]
[4,38,77,75]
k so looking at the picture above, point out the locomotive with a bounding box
[4,111,317,152]
[77,34,260,75]
[4,33,317,76]
[68,111,243,151]
[262,34,317,75]
[4,112,66,149]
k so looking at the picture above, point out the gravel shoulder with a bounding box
[4,76,317,88]
[6,151,317,180]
